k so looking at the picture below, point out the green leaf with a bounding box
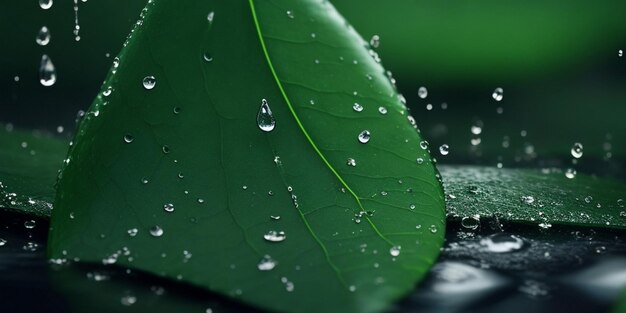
[441,165,626,230]
[0,125,67,217]
[47,1,446,313]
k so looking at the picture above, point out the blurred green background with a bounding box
[1,0,625,174]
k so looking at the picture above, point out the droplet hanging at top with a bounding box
[36,26,51,46]
[358,130,371,144]
[492,87,504,101]
[257,99,275,132]
[39,0,53,10]
[39,54,57,87]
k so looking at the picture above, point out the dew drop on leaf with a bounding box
[123,134,134,144]
[163,203,174,213]
[203,52,213,62]
[149,226,164,237]
[39,54,57,87]
[358,130,371,144]
[36,26,51,46]
[370,35,380,48]
[492,87,504,101]
[429,225,438,233]
[378,106,387,114]
[352,102,363,112]
[127,228,138,237]
[257,99,276,132]
[389,245,401,257]
[419,140,429,150]
[570,142,584,159]
[263,230,286,242]
[565,168,577,179]
[346,158,356,167]
[257,255,277,271]
[207,11,215,23]
[416,157,424,165]
[142,76,156,90]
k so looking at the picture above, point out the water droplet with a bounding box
[492,87,504,101]
[286,10,294,18]
[257,255,277,271]
[352,103,363,112]
[270,215,281,220]
[127,228,138,237]
[358,130,371,144]
[461,215,480,230]
[113,57,120,69]
[439,144,449,156]
[121,295,137,306]
[538,223,552,229]
[378,106,387,114]
[389,245,401,257]
[207,11,215,23]
[163,203,174,213]
[419,140,429,150]
[416,157,424,165]
[39,0,53,10]
[141,177,149,184]
[565,168,577,179]
[521,195,535,204]
[123,134,134,144]
[36,26,51,46]
[257,99,275,132]
[203,52,213,62]
[619,49,623,57]
[479,234,525,253]
[418,86,428,99]
[0,238,6,247]
[409,204,416,210]
[142,76,156,90]
[149,226,163,237]
[570,142,584,159]
[24,220,36,229]
[584,196,593,203]
[618,199,624,207]
[370,35,380,48]
[471,125,482,135]
[429,224,438,233]
[263,230,286,242]
[346,158,356,167]
[39,54,57,87]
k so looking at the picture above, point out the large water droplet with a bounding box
[257,255,277,271]
[263,230,286,242]
[36,26,51,46]
[492,88,504,101]
[389,245,401,257]
[142,76,156,90]
[39,0,53,10]
[257,99,275,132]
[39,54,57,87]
[418,86,428,99]
[571,142,584,159]
[149,226,163,237]
[358,130,371,144]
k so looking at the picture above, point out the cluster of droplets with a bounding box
[37,2,56,87]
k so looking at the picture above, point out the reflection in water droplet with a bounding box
[257,99,276,132]
[0,238,6,246]
[143,76,156,90]
[150,226,164,237]
[584,196,593,203]
[571,142,584,159]
[162,145,170,154]
[418,86,428,99]
[39,0,53,10]
[492,88,504,101]
[358,130,371,144]
[257,255,277,271]
[430,225,438,233]
[39,54,57,87]
[36,26,51,46]
[263,230,286,242]
[389,245,401,257]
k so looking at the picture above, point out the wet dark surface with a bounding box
[1,212,624,313]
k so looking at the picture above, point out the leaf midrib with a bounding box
[247,0,395,253]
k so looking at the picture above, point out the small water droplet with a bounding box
[358,130,371,144]
[24,220,36,229]
[0,238,6,247]
[492,87,504,101]
[113,57,120,69]
[418,86,428,99]
[389,245,401,257]
[416,157,424,165]
[370,35,380,48]
[123,134,134,144]
[257,255,277,271]
[419,140,429,150]
[471,125,482,135]
[207,11,215,23]
[149,226,164,237]
[263,230,286,242]
[439,144,449,156]
[39,0,53,10]
[121,295,137,306]
[270,215,281,220]
[286,10,294,18]
[584,196,593,204]
[203,52,213,62]
[36,26,51,46]
[538,223,552,229]
[378,106,387,114]
[429,224,438,233]
[142,76,156,90]
[163,203,174,213]
[162,145,170,154]
[461,215,480,230]
[565,168,577,179]
[127,228,138,237]
[352,103,363,112]
[570,142,584,159]
[39,54,57,87]
[619,49,623,57]
[346,158,356,167]
[618,199,624,207]
[257,99,275,132]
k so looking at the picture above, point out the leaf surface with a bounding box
[47,1,446,312]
